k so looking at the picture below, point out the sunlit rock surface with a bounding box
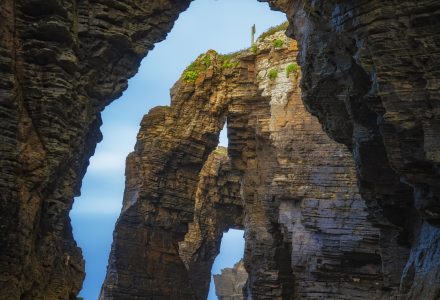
[1,0,440,299]
[214,260,247,300]
[102,31,396,299]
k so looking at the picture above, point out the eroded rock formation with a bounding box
[267,1,440,297]
[179,147,243,300]
[102,30,405,299]
[214,260,247,300]
[2,0,440,299]
[1,0,189,298]
[99,50,235,299]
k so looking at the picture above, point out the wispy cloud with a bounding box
[88,152,127,174]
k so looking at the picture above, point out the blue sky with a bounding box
[71,1,286,299]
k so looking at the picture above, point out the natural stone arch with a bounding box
[178,148,244,300]
[99,50,232,299]
[100,32,400,299]
[1,0,440,299]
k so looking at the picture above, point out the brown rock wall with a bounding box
[103,32,402,299]
[2,1,440,299]
[228,33,395,299]
[264,1,440,297]
[214,260,248,300]
[0,1,191,298]
[179,147,243,300]
[100,51,233,299]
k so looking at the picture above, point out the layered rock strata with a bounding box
[214,260,248,300]
[228,32,395,299]
[267,1,440,297]
[100,51,234,299]
[2,0,440,299]
[0,0,188,298]
[103,31,400,299]
[179,147,243,300]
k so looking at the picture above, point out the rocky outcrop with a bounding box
[103,31,402,299]
[99,50,236,299]
[266,1,440,298]
[2,0,440,299]
[0,0,191,298]
[229,32,397,299]
[214,260,247,300]
[179,147,243,300]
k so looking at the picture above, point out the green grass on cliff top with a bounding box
[182,21,289,83]
[182,50,242,82]
[258,21,288,41]
[182,52,213,82]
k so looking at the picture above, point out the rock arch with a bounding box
[101,33,401,299]
[1,0,440,299]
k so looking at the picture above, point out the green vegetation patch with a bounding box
[202,54,212,67]
[273,39,284,48]
[258,22,289,41]
[251,44,258,54]
[268,68,278,80]
[182,49,244,83]
[285,62,299,77]
[222,59,240,69]
[219,52,241,69]
[182,53,214,83]
[183,70,199,82]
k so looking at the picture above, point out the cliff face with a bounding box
[228,32,396,299]
[99,50,236,299]
[2,1,440,299]
[0,1,191,298]
[266,1,440,298]
[214,260,248,300]
[179,147,243,300]
[102,31,401,299]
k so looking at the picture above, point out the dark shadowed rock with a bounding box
[0,0,191,298]
[264,1,440,297]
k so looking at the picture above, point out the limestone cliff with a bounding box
[102,30,399,299]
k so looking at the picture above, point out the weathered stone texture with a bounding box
[230,32,394,299]
[103,31,399,299]
[100,51,235,299]
[0,0,190,298]
[2,0,440,299]
[264,1,440,298]
[179,147,243,300]
[214,260,247,300]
